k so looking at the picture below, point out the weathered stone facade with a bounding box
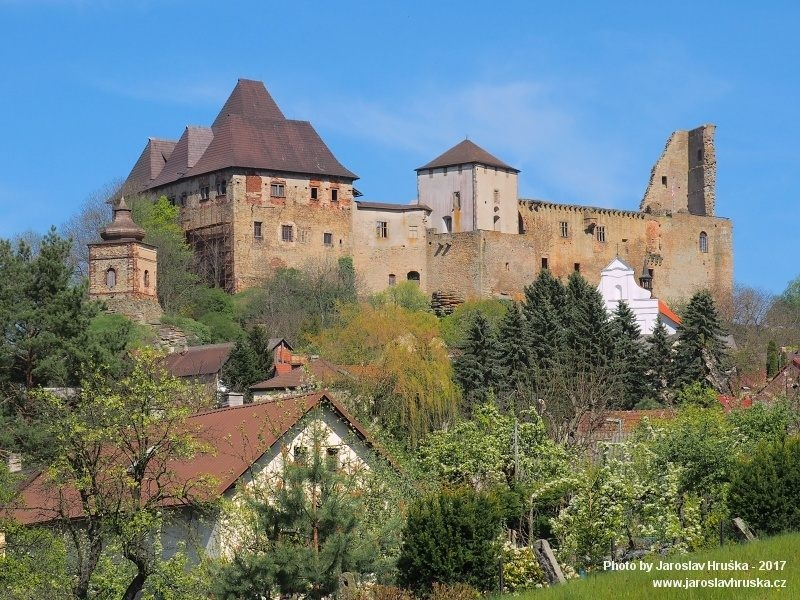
[122,80,733,308]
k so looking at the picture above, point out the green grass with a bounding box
[514,534,800,599]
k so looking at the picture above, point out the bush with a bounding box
[500,543,547,592]
[397,487,501,594]
[728,435,800,536]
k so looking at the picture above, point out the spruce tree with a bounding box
[610,300,646,408]
[495,302,530,406]
[522,270,567,374]
[565,271,614,367]
[672,290,729,391]
[453,313,502,411]
[645,317,673,404]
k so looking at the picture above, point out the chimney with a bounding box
[221,392,244,408]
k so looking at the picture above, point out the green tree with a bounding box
[644,317,673,404]
[370,281,430,312]
[439,298,508,349]
[495,303,530,404]
[522,269,566,375]
[221,326,273,395]
[397,487,502,594]
[34,348,211,600]
[453,313,502,411]
[214,427,377,600]
[565,271,614,368]
[610,300,646,408]
[766,339,780,378]
[672,290,730,391]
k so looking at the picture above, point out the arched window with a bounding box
[442,216,452,233]
[407,271,420,284]
[105,268,116,289]
[699,231,708,253]
[144,270,150,288]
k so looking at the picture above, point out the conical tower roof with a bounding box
[100,197,146,242]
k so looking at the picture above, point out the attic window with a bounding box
[458,165,462,174]
[216,178,227,196]
[443,166,448,175]
[310,186,318,200]
[200,185,210,201]
[294,446,307,465]
[661,176,667,187]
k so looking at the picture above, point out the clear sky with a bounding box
[0,1,795,293]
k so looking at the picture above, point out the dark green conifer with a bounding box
[766,339,780,379]
[672,290,729,390]
[495,303,530,405]
[453,313,502,411]
[645,317,673,404]
[610,300,646,408]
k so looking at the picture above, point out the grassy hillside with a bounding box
[516,534,799,599]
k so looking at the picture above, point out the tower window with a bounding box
[442,216,452,233]
[376,221,388,238]
[453,191,461,210]
[144,270,150,288]
[200,185,210,201]
[323,232,333,246]
[493,189,499,204]
[281,224,294,242]
[697,148,703,161]
[541,257,549,270]
[699,231,708,253]
[458,165,462,174]
[388,273,396,286]
[443,166,448,175]
[216,178,227,196]
[105,268,116,289]
[331,188,339,202]
[408,225,419,239]
[560,221,569,237]
[596,226,606,243]
[574,263,581,272]
[310,186,318,200]
[253,221,263,239]
[661,176,667,187]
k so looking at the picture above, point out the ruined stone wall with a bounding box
[351,207,429,292]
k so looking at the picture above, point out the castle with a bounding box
[121,79,733,306]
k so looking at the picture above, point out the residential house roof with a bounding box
[578,409,676,444]
[251,358,347,391]
[658,299,682,327]
[9,392,389,526]
[163,343,235,378]
[267,337,293,353]
[416,139,519,172]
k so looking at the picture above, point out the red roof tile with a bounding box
[251,358,346,390]
[163,343,234,378]
[9,392,388,525]
[416,139,519,172]
[124,138,177,193]
[658,299,682,326]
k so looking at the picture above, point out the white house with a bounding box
[597,257,681,335]
[9,391,393,560]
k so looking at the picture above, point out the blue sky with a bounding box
[0,1,795,293]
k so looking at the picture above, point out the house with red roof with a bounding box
[7,391,393,560]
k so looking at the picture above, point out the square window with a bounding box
[408,225,418,239]
[310,186,318,200]
[541,257,549,269]
[376,221,388,238]
[323,232,333,246]
[271,183,285,197]
[560,221,569,237]
[200,185,210,201]
[216,178,227,196]
[281,224,294,242]
[253,221,262,239]
[331,188,339,202]
[596,226,606,243]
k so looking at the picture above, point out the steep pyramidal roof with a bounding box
[124,138,177,193]
[416,139,519,172]
[125,79,357,191]
[212,78,285,126]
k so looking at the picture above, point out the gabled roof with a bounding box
[149,126,214,189]
[163,343,235,378]
[124,138,177,193]
[9,392,390,525]
[251,358,347,391]
[416,139,519,172]
[658,299,682,326]
[267,337,293,352]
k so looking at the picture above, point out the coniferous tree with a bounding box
[495,302,530,404]
[565,271,615,367]
[645,317,673,404]
[453,313,502,411]
[766,339,780,379]
[672,290,729,391]
[221,326,275,396]
[522,270,567,375]
[610,300,646,408]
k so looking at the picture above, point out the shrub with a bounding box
[397,487,501,594]
[728,435,800,536]
[500,543,547,592]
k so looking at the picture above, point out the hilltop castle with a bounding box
[121,79,733,306]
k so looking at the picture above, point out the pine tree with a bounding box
[453,313,502,411]
[610,300,646,408]
[766,340,780,379]
[672,290,729,391]
[645,317,673,404]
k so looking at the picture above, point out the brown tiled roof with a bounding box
[163,343,234,378]
[124,138,177,193]
[355,201,432,212]
[148,126,214,189]
[416,139,519,172]
[8,392,390,525]
[251,358,347,390]
[134,79,357,191]
[578,409,676,442]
